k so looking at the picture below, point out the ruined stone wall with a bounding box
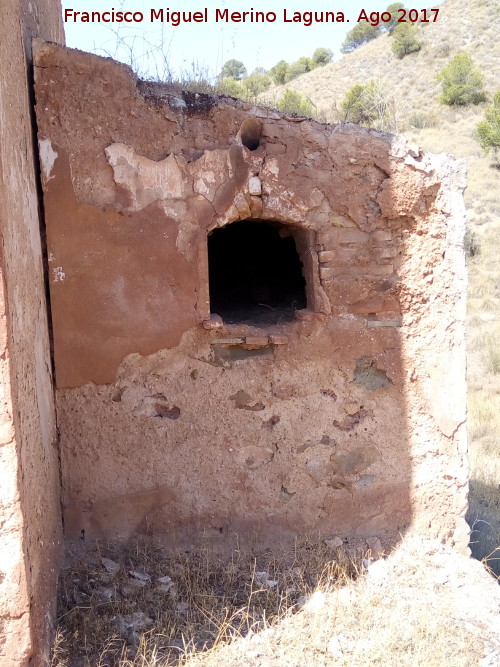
[0,2,63,664]
[34,43,469,556]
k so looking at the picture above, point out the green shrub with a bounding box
[391,23,423,59]
[219,59,247,81]
[341,23,381,53]
[242,73,272,98]
[268,49,332,87]
[312,47,333,65]
[218,77,246,99]
[338,81,394,130]
[269,60,288,85]
[385,2,405,31]
[477,90,500,164]
[437,53,486,106]
[277,90,315,116]
[340,84,372,123]
[284,57,317,83]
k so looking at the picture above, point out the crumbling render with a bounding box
[34,41,469,554]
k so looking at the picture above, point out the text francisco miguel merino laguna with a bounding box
[65,7,395,25]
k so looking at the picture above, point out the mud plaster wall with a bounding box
[0,3,63,665]
[35,43,469,556]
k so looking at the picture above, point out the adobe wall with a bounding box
[34,43,469,555]
[0,2,63,665]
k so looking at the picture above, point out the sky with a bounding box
[62,0,443,80]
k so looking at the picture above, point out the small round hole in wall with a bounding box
[238,118,262,151]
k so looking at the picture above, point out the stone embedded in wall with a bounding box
[34,42,469,554]
[352,358,393,391]
[330,445,380,477]
[237,445,275,470]
[332,407,373,431]
[120,388,181,420]
[231,390,266,411]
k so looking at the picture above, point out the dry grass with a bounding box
[190,536,500,667]
[50,538,362,666]
[51,536,500,667]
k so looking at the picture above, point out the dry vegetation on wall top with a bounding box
[264,0,500,572]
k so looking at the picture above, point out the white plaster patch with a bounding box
[52,267,65,282]
[175,220,198,261]
[265,158,280,177]
[105,143,185,212]
[248,176,262,195]
[202,170,216,184]
[39,138,58,182]
[194,178,211,197]
[161,200,187,223]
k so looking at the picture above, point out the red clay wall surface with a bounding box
[35,44,469,556]
[0,2,63,664]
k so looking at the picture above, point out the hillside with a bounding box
[264,0,500,570]
[264,0,499,123]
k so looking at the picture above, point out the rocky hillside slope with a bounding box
[264,0,499,125]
